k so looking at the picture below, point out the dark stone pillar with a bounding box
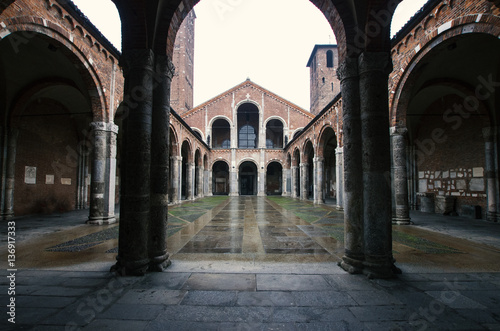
[391,127,411,225]
[338,58,364,274]
[114,49,154,276]
[335,147,344,210]
[148,55,174,271]
[88,122,118,225]
[1,128,18,220]
[359,52,398,278]
[483,127,499,222]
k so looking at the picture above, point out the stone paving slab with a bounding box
[1,269,499,330]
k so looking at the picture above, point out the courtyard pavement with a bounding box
[0,196,499,330]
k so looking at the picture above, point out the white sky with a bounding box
[72,0,428,110]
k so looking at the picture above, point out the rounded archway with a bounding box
[266,161,283,195]
[239,161,258,196]
[0,31,99,217]
[212,160,229,195]
[181,140,192,200]
[399,32,500,219]
[319,127,338,203]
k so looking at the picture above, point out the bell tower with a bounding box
[307,45,340,115]
[171,10,196,114]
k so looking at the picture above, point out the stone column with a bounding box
[186,162,194,200]
[335,147,344,210]
[359,52,397,278]
[338,58,364,274]
[197,165,203,198]
[88,122,118,225]
[391,127,411,225]
[170,156,180,205]
[148,55,174,272]
[1,128,18,220]
[204,168,211,196]
[483,127,498,222]
[300,163,308,200]
[114,49,154,276]
[291,165,298,198]
[282,167,291,197]
[314,157,324,204]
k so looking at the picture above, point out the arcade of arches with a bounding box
[0,0,499,279]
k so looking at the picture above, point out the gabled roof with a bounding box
[181,79,314,119]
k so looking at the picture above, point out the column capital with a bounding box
[154,54,176,80]
[335,146,344,154]
[358,52,393,76]
[337,57,359,82]
[120,49,155,75]
[91,121,119,134]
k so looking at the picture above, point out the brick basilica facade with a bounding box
[1,0,499,277]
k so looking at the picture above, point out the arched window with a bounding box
[237,103,259,148]
[212,119,231,149]
[266,119,284,149]
[326,50,334,68]
[239,124,257,148]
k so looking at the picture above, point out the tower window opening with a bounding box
[326,50,334,68]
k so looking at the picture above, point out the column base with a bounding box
[392,217,412,225]
[487,211,500,222]
[111,257,149,276]
[148,253,172,272]
[1,213,14,220]
[338,255,364,275]
[229,193,239,197]
[363,256,401,279]
[336,206,344,211]
[258,192,266,197]
[87,216,117,225]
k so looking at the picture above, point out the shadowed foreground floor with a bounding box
[1,196,499,330]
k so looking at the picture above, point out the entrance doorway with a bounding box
[239,161,257,196]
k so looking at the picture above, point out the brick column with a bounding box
[483,127,499,222]
[338,58,364,274]
[359,52,398,278]
[87,122,118,225]
[114,49,154,276]
[148,55,174,272]
[1,128,18,220]
[391,127,411,225]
